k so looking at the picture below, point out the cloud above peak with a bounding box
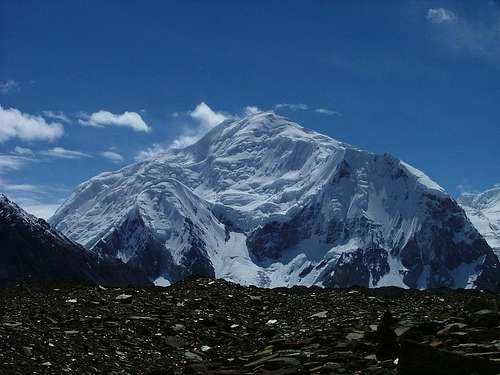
[0,105,64,143]
[170,102,231,149]
[136,102,234,160]
[190,102,229,128]
[79,110,151,133]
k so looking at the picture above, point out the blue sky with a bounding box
[0,0,499,218]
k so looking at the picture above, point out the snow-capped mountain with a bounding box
[50,112,500,290]
[0,194,150,286]
[458,186,500,261]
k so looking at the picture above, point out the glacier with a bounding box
[49,112,500,290]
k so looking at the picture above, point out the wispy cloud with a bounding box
[0,178,68,219]
[274,103,339,116]
[274,103,309,111]
[41,110,71,124]
[426,5,500,66]
[427,8,457,24]
[314,108,339,116]
[0,105,64,143]
[101,150,124,163]
[41,147,92,159]
[0,80,19,94]
[244,106,261,115]
[79,110,151,133]
[134,144,165,162]
[17,199,62,219]
[13,146,34,157]
[0,155,31,172]
[0,182,43,194]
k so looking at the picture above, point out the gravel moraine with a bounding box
[1,277,500,374]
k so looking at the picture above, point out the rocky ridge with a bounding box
[0,194,150,287]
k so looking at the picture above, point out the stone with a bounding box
[398,340,500,375]
[22,347,33,357]
[469,309,500,328]
[309,311,328,319]
[262,356,302,370]
[114,294,133,303]
[346,332,364,340]
[184,351,203,362]
[436,322,467,336]
[244,354,279,368]
[171,323,185,332]
[375,311,399,361]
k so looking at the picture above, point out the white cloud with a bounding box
[0,105,64,143]
[41,147,92,159]
[171,102,231,149]
[41,110,71,124]
[0,155,30,172]
[274,103,309,111]
[427,8,457,24]
[427,7,500,65]
[101,150,124,163]
[0,183,43,194]
[190,102,229,128]
[0,179,68,219]
[244,106,261,115]
[14,197,61,219]
[135,102,232,159]
[314,108,339,116]
[274,103,339,116]
[0,80,19,94]
[134,144,166,161]
[79,110,151,133]
[13,146,34,156]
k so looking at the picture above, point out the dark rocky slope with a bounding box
[1,277,499,374]
[0,194,150,287]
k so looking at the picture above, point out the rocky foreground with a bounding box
[1,277,500,375]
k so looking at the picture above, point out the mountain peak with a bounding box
[50,117,500,291]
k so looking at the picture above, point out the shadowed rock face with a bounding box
[0,194,150,287]
[92,212,215,284]
[323,245,390,288]
[48,112,500,290]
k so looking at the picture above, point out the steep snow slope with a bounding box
[0,194,150,286]
[50,112,500,290]
[458,186,500,260]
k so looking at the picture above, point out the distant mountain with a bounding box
[458,186,500,261]
[0,194,150,286]
[50,112,500,290]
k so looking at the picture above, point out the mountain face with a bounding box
[50,112,500,290]
[458,187,500,261]
[0,194,150,286]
